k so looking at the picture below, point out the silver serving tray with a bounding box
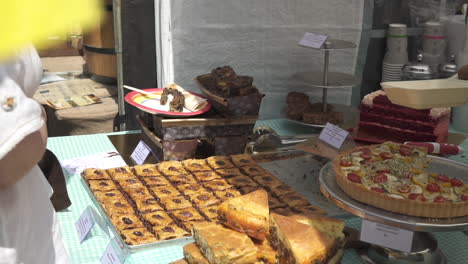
[80,178,193,253]
[319,155,468,232]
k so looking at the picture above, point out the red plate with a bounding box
[124,88,211,117]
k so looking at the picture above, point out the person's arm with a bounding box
[0,106,47,189]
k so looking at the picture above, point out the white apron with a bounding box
[0,46,71,264]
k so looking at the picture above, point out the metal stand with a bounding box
[319,156,468,264]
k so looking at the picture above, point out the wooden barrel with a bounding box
[83,1,116,83]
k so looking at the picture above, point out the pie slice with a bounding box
[183,243,210,264]
[269,213,338,264]
[192,222,258,264]
[217,189,269,240]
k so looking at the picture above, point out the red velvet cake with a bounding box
[359,90,450,142]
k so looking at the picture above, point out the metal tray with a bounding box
[319,156,468,232]
[80,178,194,253]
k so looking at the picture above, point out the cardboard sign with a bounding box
[75,207,96,243]
[360,219,414,252]
[318,122,349,149]
[299,32,329,49]
[130,140,151,165]
[101,238,127,264]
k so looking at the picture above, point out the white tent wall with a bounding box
[155,0,372,119]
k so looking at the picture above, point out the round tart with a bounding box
[333,142,468,218]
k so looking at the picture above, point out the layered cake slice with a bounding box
[359,90,450,142]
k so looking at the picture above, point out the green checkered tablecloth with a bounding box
[48,119,468,264]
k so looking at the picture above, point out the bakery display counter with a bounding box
[48,120,468,263]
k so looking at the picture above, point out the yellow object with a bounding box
[0,0,101,60]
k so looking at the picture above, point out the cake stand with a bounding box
[319,156,468,264]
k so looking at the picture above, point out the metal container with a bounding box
[439,55,457,79]
[403,54,439,80]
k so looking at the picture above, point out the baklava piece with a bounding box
[134,196,164,214]
[253,174,284,190]
[81,168,109,181]
[176,183,207,196]
[153,224,190,240]
[140,175,171,187]
[142,211,175,226]
[272,206,295,216]
[239,185,265,195]
[150,185,181,198]
[214,188,242,201]
[181,221,209,234]
[230,154,257,167]
[268,196,287,209]
[269,184,296,198]
[120,228,158,245]
[115,177,142,188]
[159,196,193,210]
[88,180,118,192]
[206,156,235,169]
[241,165,268,177]
[124,186,152,200]
[165,174,198,185]
[133,164,161,177]
[187,192,220,208]
[226,175,259,188]
[199,205,219,220]
[107,166,132,178]
[110,213,144,230]
[182,159,211,172]
[102,200,135,216]
[183,243,210,264]
[171,207,205,222]
[280,193,310,207]
[94,190,125,203]
[157,161,188,176]
[214,167,243,178]
[192,171,221,182]
[202,179,232,192]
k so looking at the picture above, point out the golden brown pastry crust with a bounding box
[140,176,171,187]
[153,224,190,240]
[230,154,257,167]
[166,174,198,185]
[177,184,207,195]
[107,166,132,177]
[253,174,284,190]
[333,145,468,218]
[192,171,222,182]
[150,185,181,198]
[280,193,311,207]
[134,196,164,214]
[171,207,205,222]
[269,184,295,198]
[102,199,135,216]
[254,239,277,264]
[94,190,125,203]
[123,186,152,199]
[199,205,219,220]
[202,179,233,192]
[183,243,210,264]
[217,189,269,240]
[226,175,259,188]
[269,213,335,264]
[88,180,118,192]
[157,161,188,176]
[110,213,144,231]
[241,165,269,177]
[268,196,287,209]
[114,177,141,188]
[142,211,175,226]
[133,164,161,176]
[214,189,242,201]
[182,159,212,172]
[159,196,193,210]
[206,156,235,169]
[214,167,243,178]
[239,185,265,195]
[81,168,110,181]
[187,192,220,208]
[120,228,158,245]
[192,222,258,264]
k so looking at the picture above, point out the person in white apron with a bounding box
[0,46,71,264]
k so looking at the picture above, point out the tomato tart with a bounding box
[333,142,468,218]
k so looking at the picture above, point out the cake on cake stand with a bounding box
[294,39,358,127]
[319,156,468,264]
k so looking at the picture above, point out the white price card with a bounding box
[360,219,414,252]
[130,140,151,165]
[75,206,96,243]
[101,238,127,264]
[318,122,349,149]
[61,151,127,175]
[299,32,329,49]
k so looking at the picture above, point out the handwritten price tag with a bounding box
[360,219,414,252]
[318,123,349,149]
[130,140,151,165]
[299,32,329,49]
[101,238,127,264]
[75,207,96,243]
